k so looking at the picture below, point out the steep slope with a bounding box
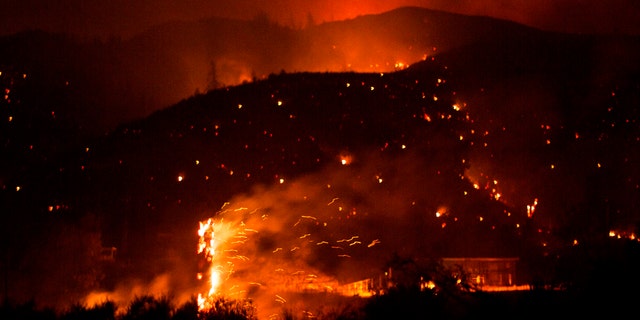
[426,31,640,232]
[2,58,536,307]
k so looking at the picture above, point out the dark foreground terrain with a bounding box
[1,285,636,320]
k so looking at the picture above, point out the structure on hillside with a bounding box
[442,257,520,289]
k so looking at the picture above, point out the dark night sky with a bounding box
[2,0,639,38]
[2,0,640,314]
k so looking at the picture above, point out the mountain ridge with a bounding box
[3,6,625,135]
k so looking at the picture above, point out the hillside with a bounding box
[0,7,553,134]
[0,6,639,316]
[1,56,537,307]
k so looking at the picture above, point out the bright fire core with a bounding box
[196,218,225,309]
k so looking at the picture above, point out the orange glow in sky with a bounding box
[1,0,639,38]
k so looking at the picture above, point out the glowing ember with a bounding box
[526,198,538,218]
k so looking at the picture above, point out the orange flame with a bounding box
[196,218,228,310]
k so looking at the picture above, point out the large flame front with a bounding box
[196,216,242,310]
[194,189,385,317]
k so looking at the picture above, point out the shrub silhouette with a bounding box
[4,295,259,320]
[171,296,199,320]
[1,299,57,320]
[60,300,116,320]
[121,295,173,320]
[197,297,256,320]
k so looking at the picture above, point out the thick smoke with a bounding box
[193,148,469,317]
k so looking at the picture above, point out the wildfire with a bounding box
[194,196,385,316]
[196,218,223,310]
[339,152,353,165]
[527,198,538,218]
[196,213,262,311]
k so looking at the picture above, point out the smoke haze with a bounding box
[2,0,639,38]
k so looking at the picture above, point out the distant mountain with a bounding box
[0,7,557,135]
